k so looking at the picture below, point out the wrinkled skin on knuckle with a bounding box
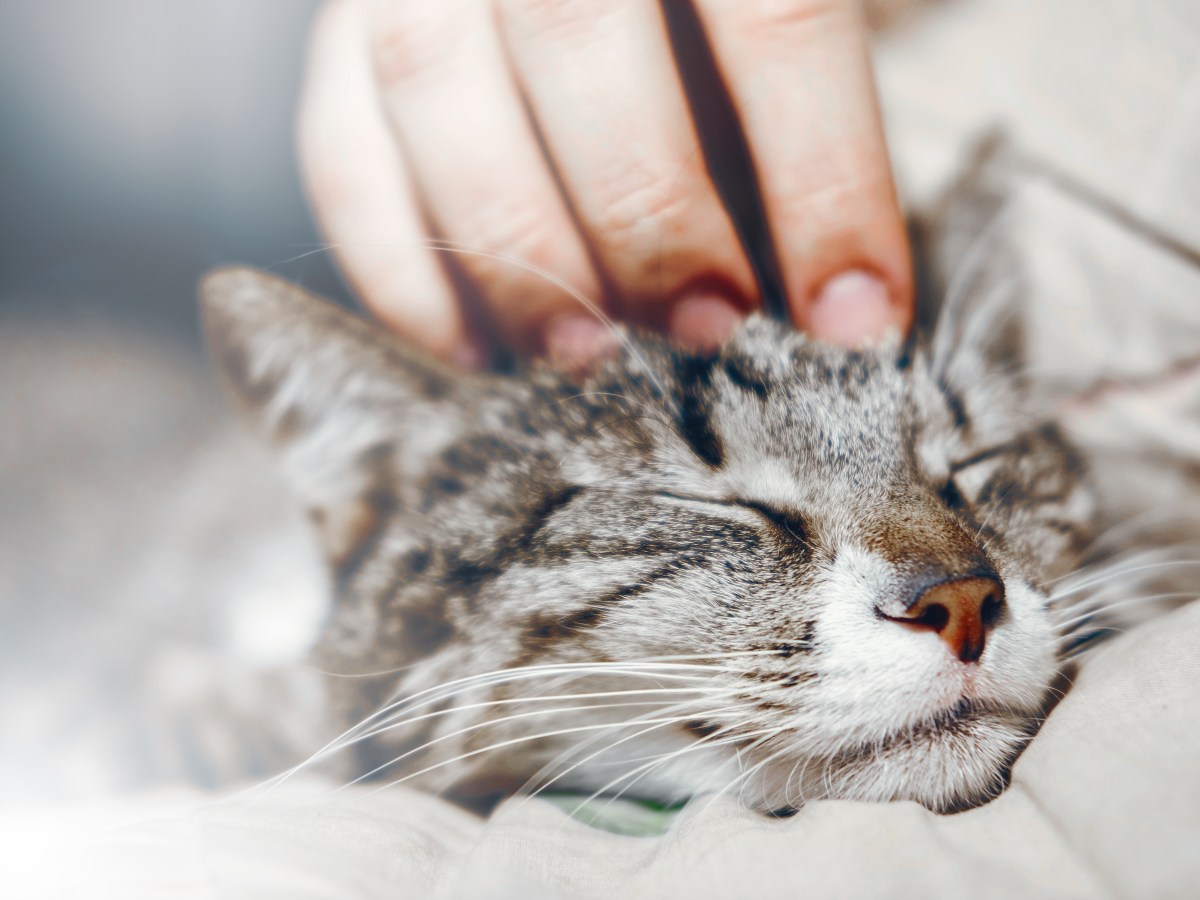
[369,2,465,89]
[720,0,850,44]
[592,174,744,300]
[452,197,585,319]
[592,167,695,262]
[499,0,615,42]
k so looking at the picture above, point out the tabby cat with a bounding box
[201,253,1096,815]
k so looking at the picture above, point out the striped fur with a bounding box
[202,267,1096,814]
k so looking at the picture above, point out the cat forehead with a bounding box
[556,319,962,505]
[714,318,916,400]
[696,321,937,459]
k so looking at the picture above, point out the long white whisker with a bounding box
[252,655,764,795]
[273,236,666,398]
[1054,592,1195,632]
[366,713,735,797]
[343,684,723,763]
[521,705,744,806]
[340,696,739,790]
[580,724,779,823]
[688,729,790,819]
[1050,560,1200,602]
[425,240,670,399]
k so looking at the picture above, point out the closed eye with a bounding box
[654,492,809,547]
[735,501,809,547]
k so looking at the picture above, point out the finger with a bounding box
[363,0,606,357]
[497,0,759,349]
[693,0,914,346]
[299,0,472,363]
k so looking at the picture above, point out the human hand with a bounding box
[299,0,913,366]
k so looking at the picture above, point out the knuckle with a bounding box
[453,197,580,306]
[726,0,848,42]
[591,167,695,273]
[368,2,461,88]
[776,167,891,235]
[499,0,612,40]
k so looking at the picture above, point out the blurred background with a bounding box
[0,0,343,347]
[1,1,346,802]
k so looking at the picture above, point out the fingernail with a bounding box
[544,314,620,372]
[809,270,897,347]
[450,341,484,370]
[668,293,745,352]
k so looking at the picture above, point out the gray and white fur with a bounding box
[201,249,1097,814]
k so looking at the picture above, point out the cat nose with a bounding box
[884,576,1006,663]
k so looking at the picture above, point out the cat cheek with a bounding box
[971,578,1059,707]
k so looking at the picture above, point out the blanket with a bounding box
[6,601,1198,898]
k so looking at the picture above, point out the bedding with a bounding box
[6,600,1199,898]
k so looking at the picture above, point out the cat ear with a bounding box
[920,134,1027,390]
[200,267,474,564]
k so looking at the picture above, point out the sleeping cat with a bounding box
[200,252,1097,815]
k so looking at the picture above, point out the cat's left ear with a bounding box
[200,267,478,564]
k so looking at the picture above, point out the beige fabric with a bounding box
[6,601,1198,899]
[878,0,1200,391]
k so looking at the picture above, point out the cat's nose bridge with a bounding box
[863,499,1006,663]
[860,499,991,582]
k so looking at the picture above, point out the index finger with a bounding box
[693,0,913,346]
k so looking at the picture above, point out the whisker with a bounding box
[520,703,745,804]
[1060,628,1122,661]
[1050,559,1200,602]
[932,197,1021,379]
[581,724,779,822]
[690,730,791,818]
[274,237,669,399]
[366,710,740,798]
[1054,591,1194,633]
[345,684,723,761]
[252,655,761,795]
[1044,547,1166,588]
[340,696,739,790]
[425,240,671,398]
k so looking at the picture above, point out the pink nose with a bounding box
[883,576,1005,663]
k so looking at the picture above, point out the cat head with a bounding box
[202,266,1093,813]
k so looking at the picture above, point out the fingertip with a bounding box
[449,340,485,370]
[667,292,746,352]
[806,269,909,348]
[543,314,621,373]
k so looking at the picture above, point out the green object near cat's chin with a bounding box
[538,792,685,837]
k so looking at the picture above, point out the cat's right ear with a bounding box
[199,267,476,564]
[921,134,1026,390]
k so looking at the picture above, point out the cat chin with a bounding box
[547,707,1036,815]
[750,708,1033,814]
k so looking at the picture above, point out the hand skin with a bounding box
[298,0,913,368]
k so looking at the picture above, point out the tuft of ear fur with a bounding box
[920,135,1027,394]
[199,267,475,564]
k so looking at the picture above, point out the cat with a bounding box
[199,246,1099,816]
